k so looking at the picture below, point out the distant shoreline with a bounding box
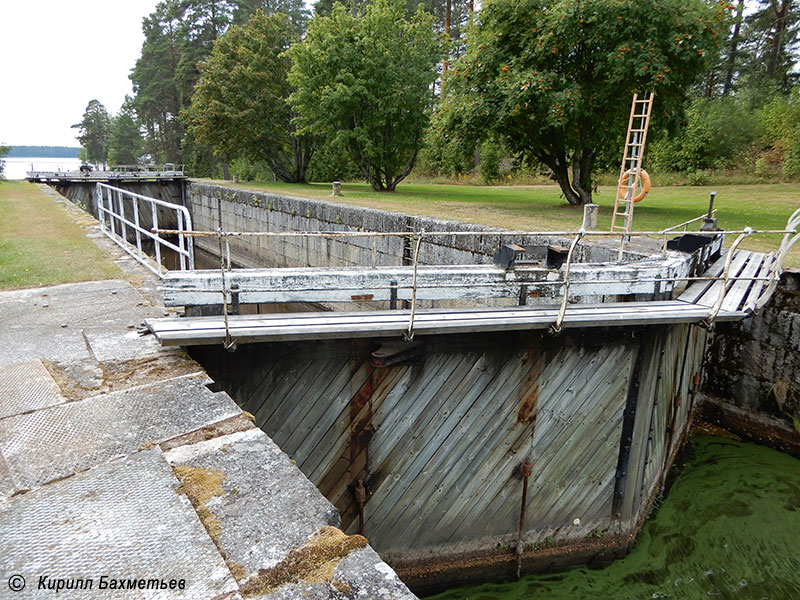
[6,146,80,159]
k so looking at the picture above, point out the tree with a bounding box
[739,0,800,92]
[108,97,144,166]
[434,0,727,204]
[185,11,314,182]
[0,143,10,180]
[72,99,111,167]
[288,0,441,191]
[233,0,310,32]
[130,2,185,164]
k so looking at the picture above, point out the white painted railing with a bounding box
[95,183,194,277]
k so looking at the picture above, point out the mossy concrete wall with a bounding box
[701,270,800,456]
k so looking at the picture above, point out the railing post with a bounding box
[152,203,162,276]
[97,185,106,233]
[706,227,752,325]
[133,194,143,261]
[552,230,585,333]
[177,211,186,271]
[117,189,127,243]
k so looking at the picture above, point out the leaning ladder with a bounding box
[610,93,654,235]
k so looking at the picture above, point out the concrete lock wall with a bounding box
[185,182,646,273]
[701,271,800,456]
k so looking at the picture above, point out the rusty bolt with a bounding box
[521,459,532,479]
[355,479,366,503]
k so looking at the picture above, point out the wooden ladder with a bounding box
[610,93,654,234]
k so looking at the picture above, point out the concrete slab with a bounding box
[0,360,66,419]
[257,548,417,600]
[0,280,161,329]
[85,328,174,362]
[0,375,239,491]
[0,448,240,600]
[0,327,91,367]
[164,429,341,576]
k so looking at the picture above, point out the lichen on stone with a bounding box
[239,526,367,597]
[173,465,227,545]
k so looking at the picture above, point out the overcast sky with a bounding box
[0,0,161,147]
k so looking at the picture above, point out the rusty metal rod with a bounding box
[152,227,796,238]
[516,459,533,580]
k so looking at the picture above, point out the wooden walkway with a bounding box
[146,250,776,346]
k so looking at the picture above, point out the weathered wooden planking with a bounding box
[370,353,512,543]
[357,353,479,533]
[742,254,776,313]
[691,250,751,308]
[145,301,744,346]
[303,365,416,484]
[616,327,665,527]
[444,344,625,542]
[370,352,532,544]
[496,344,633,534]
[677,250,729,304]
[719,252,766,313]
[160,256,691,306]
[384,351,536,545]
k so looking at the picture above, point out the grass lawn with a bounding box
[0,181,121,289]
[203,178,800,267]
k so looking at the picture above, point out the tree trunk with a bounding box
[443,0,452,82]
[541,151,592,205]
[571,148,595,205]
[767,0,791,77]
[222,162,230,180]
[723,0,744,96]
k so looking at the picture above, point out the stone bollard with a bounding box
[582,203,599,230]
[232,173,239,183]
[332,181,341,196]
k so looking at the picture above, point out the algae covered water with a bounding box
[428,435,800,600]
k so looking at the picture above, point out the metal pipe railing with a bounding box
[96,183,194,278]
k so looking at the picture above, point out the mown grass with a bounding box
[0,181,121,289]
[200,178,800,266]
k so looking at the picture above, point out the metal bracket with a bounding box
[371,340,426,368]
[493,244,526,270]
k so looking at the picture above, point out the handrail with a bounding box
[152,226,794,239]
[95,183,194,278]
[154,212,797,341]
[705,227,752,325]
[552,229,585,333]
[755,207,800,311]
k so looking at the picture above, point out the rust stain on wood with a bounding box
[518,348,542,424]
[350,368,376,464]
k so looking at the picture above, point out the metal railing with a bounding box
[95,183,194,277]
[154,210,798,340]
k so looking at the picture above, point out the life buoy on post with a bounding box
[618,169,651,203]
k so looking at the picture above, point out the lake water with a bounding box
[2,157,82,180]
[427,435,800,600]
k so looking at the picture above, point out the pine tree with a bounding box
[72,100,110,168]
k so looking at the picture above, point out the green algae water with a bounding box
[427,435,800,600]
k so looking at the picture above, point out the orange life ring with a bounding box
[618,169,651,203]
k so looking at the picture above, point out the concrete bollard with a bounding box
[582,203,599,230]
[332,181,341,196]
[232,173,239,184]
